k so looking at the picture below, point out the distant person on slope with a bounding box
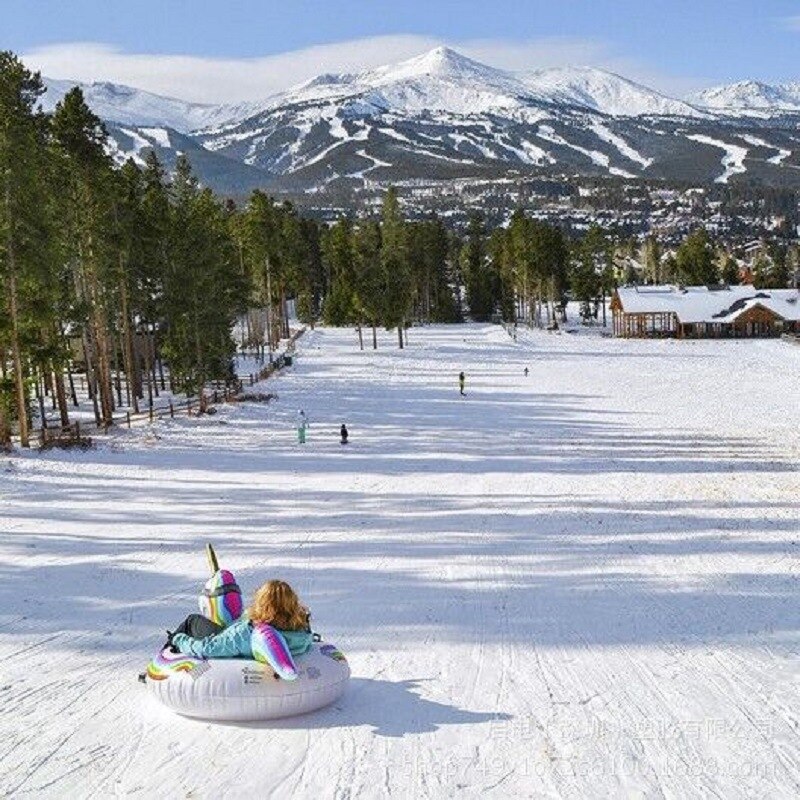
[340,423,349,445]
[459,371,466,396]
[296,409,309,444]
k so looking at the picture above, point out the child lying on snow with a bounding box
[167,579,313,660]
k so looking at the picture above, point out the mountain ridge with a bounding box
[35,48,800,194]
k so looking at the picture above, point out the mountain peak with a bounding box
[415,46,474,71]
[373,46,507,83]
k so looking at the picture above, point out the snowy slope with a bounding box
[1,324,799,799]
[690,80,800,114]
[520,66,705,117]
[41,78,249,133]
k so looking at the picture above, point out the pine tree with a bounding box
[721,255,740,285]
[161,156,243,403]
[353,220,383,349]
[675,229,718,286]
[321,218,358,326]
[51,87,117,428]
[0,52,53,446]
[379,188,412,348]
[461,212,494,321]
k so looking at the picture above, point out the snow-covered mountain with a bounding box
[37,48,800,194]
[690,80,800,115]
[41,78,250,133]
[258,47,530,117]
[519,66,705,118]
[209,48,704,125]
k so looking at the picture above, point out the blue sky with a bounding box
[6,0,800,102]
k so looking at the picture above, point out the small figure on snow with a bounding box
[458,371,466,396]
[296,409,309,444]
[340,423,349,445]
[524,367,529,377]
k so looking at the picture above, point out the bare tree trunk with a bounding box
[2,180,30,446]
[357,322,364,351]
[5,228,30,447]
[8,268,30,447]
[149,332,159,398]
[143,333,154,411]
[372,324,378,350]
[36,375,47,431]
[66,357,78,407]
[156,335,166,391]
[82,335,101,426]
[120,278,139,412]
[281,290,290,339]
[193,299,205,412]
[80,233,114,427]
[53,366,69,428]
[0,404,11,449]
[397,325,404,349]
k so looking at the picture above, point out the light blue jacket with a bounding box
[172,619,313,660]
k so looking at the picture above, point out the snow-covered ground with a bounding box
[1,324,799,799]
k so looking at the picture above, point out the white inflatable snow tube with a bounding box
[144,642,350,721]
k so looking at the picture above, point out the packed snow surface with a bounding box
[1,325,798,799]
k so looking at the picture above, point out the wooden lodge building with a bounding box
[610,285,800,339]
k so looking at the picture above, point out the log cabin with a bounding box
[610,285,800,339]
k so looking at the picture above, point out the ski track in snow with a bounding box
[589,123,653,169]
[686,134,749,183]
[537,124,635,177]
[350,149,392,179]
[1,324,799,799]
[739,134,792,166]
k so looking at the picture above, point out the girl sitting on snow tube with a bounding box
[167,579,313,678]
[144,549,349,721]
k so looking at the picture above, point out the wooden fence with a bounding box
[28,327,307,447]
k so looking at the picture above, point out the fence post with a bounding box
[126,411,131,428]
[169,401,174,418]
[149,404,154,422]
[187,399,192,416]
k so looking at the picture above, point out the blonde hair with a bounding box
[248,580,308,630]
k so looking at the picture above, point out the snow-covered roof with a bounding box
[615,285,800,324]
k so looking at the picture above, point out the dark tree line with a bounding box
[0,53,320,446]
